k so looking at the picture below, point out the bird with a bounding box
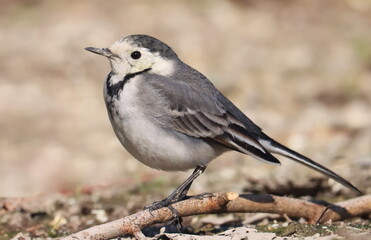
[85,34,361,209]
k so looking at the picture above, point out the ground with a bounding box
[1,179,370,239]
[0,0,370,239]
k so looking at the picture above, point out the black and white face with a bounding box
[86,36,177,78]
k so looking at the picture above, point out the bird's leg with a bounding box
[145,165,206,211]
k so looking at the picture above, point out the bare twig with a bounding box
[62,193,371,240]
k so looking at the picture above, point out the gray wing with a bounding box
[205,76,361,193]
[140,65,361,193]
[144,72,281,165]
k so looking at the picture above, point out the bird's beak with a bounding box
[84,47,119,59]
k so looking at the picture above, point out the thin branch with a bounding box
[61,193,371,240]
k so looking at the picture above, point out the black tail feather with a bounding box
[260,137,362,194]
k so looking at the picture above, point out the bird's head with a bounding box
[85,34,178,78]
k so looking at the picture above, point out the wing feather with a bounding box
[144,72,281,165]
[170,108,281,165]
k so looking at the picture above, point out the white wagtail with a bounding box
[85,34,361,209]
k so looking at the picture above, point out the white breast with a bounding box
[104,76,221,171]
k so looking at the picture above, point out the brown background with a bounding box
[0,0,370,197]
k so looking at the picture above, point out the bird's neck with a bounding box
[107,68,153,90]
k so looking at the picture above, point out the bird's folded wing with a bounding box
[146,75,280,165]
[170,108,281,165]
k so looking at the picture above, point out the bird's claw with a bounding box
[144,198,171,212]
[144,199,184,231]
[190,192,214,200]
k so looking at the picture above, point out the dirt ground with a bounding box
[0,0,370,239]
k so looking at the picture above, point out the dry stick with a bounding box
[223,194,371,223]
[62,193,371,240]
[319,194,371,222]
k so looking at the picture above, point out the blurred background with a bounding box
[0,0,370,197]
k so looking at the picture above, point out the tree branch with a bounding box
[61,193,371,240]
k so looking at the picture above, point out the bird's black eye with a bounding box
[131,51,141,60]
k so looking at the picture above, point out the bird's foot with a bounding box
[167,205,184,231]
[144,198,171,212]
[144,198,184,231]
[144,194,188,211]
[144,192,213,212]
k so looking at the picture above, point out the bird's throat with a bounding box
[106,68,151,98]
